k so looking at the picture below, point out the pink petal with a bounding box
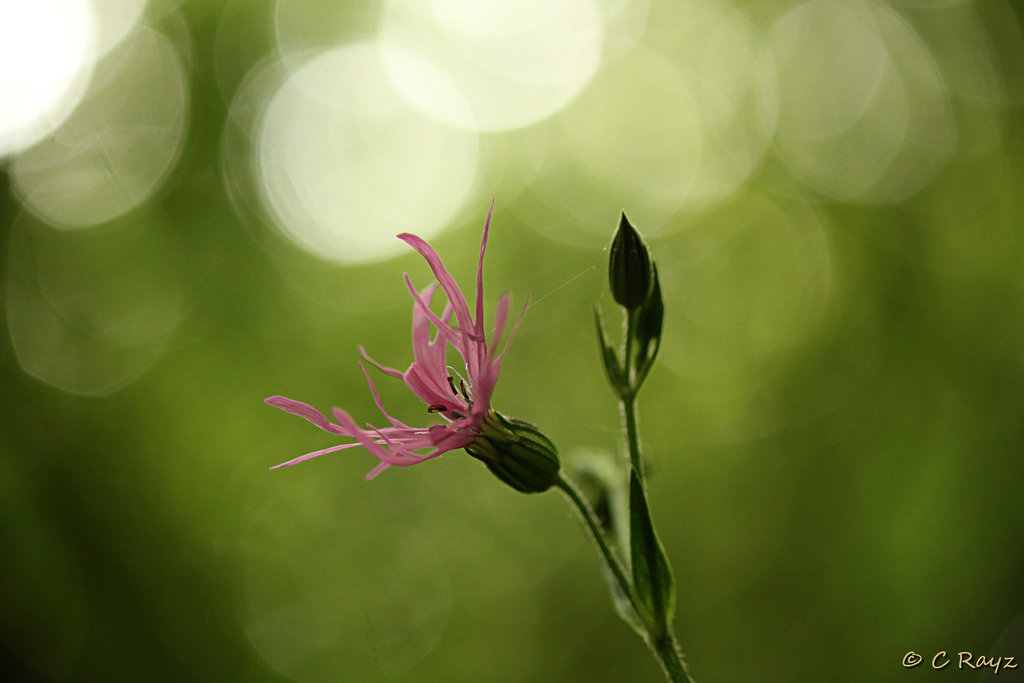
[359,362,410,429]
[489,292,511,358]
[402,363,461,409]
[494,294,529,365]
[429,422,475,452]
[402,272,487,386]
[474,201,493,339]
[328,408,432,445]
[270,442,363,469]
[398,232,477,340]
[368,424,432,465]
[409,284,455,397]
[404,274,460,346]
[410,282,439,358]
[365,461,391,480]
[359,346,403,379]
[265,396,346,435]
[330,408,403,464]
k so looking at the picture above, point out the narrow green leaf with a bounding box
[556,468,645,637]
[569,454,619,537]
[593,306,625,393]
[600,562,647,637]
[629,468,676,636]
[574,458,643,635]
[632,264,663,390]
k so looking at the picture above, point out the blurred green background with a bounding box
[4,0,1024,680]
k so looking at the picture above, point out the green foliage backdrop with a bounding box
[3,0,1024,680]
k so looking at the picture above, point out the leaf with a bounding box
[629,468,676,636]
[559,463,644,637]
[593,306,625,394]
[600,561,647,637]
[569,453,620,537]
[632,264,663,390]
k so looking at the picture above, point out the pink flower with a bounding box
[265,205,521,480]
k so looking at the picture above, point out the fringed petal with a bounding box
[265,396,347,435]
[404,273,460,345]
[474,201,493,339]
[398,232,478,340]
[359,346,403,379]
[330,408,412,466]
[270,442,362,469]
[365,461,390,480]
[359,362,410,429]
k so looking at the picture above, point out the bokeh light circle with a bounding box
[242,476,452,681]
[5,215,186,396]
[273,0,377,58]
[92,0,149,57]
[11,25,189,229]
[257,43,479,264]
[0,0,95,157]
[658,194,832,387]
[378,0,603,132]
[597,0,650,64]
[767,0,955,203]
[516,0,775,245]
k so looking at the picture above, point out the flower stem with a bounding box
[556,473,695,682]
[652,633,693,683]
[622,395,643,477]
[620,393,695,682]
[554,473,639,618]
[620,307,646,477]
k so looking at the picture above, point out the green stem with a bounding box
[652,633,694,683]
[622,395,643,477]
[621,386,694,682]
[556,473,694,682]
[554,473,640,619]
[620,308,644,477]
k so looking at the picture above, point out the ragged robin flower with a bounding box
[265,205,559,493]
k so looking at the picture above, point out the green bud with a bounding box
[465,413,560,493]
[609,212,653,310]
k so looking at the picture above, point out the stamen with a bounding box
[447,375,458,396]
[427,404,447,413]
[459,379,471,400]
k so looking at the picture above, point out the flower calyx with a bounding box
[465,412,560,494]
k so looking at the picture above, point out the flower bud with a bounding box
[466,413,560,493]
[609,212,653,310]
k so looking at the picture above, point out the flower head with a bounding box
[266,205,556,490]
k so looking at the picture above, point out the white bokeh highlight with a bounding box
[516,0,775,244]
[257,43,479,263]
[5,217,185,396]
[768,0,955,203]
[11,25,188,229]
[0,0,95,157]
[378,0,603,132]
